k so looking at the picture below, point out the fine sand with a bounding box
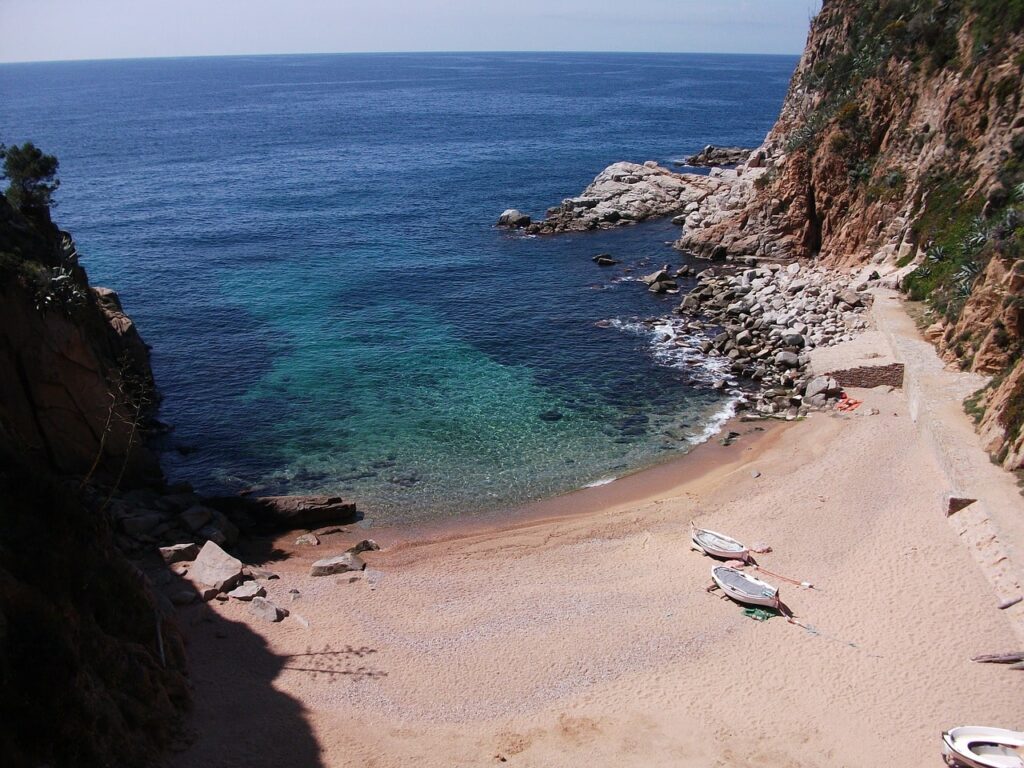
[172,302,1022,768]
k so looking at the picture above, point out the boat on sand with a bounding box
[942,726,1024,768]
[711,565,779,609]
[691,524,750,562]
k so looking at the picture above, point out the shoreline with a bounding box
[365,412,788,547]
[169,289,1023,768]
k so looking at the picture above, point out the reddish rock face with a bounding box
[0,195,160,483]
[0,278,161,484]
[673,0,1024,469]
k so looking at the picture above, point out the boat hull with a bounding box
[711,565,779,609]
[942,726,1024,768]
[691,526,750,562]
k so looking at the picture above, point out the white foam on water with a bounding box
[686,397,739,445]
[605,315,730,386]
[583,476,617,488]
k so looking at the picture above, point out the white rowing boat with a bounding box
[691,524,750,562]
[711,565,779,609]
[942,726,1024,768]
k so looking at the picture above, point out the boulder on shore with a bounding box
[205,494,358,532]
[310,552,366,577]
[248,596,288,622]
[188,541,245,594]
[159,542,199,564]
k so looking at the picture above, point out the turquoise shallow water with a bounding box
[0,52,796,522]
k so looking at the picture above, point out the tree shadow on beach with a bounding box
[158,549,383,767]
[161,578,326,768]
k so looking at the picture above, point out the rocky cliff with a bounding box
[0,190,189,766]
[677,0,1024,471]
[0,196,161,484]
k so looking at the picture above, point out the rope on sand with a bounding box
[787,616,883,658]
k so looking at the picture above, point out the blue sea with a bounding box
[0,53,795,522]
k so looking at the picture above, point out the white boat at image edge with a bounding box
[711,565,779,609]
[691,524,751,562]
[942,726,1024,768]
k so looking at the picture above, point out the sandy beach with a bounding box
[171,293,1022,768]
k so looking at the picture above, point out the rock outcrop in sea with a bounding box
[498,161,727,234]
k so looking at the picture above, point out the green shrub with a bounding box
[830,132,851,152]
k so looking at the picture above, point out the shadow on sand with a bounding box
[159,532,382,768]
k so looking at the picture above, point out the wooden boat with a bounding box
[711,565,779,609]
[691,524,750,562]
[942,726,1024,768]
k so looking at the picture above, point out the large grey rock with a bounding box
[641,268,669,286]
[248,596,288,622]
[310,552,366,577]
[835,289,862,307]
[497,209,531,228]
[159,542,199,564]
[774,350,800,369]
[227,582,266,601]
[804,375,837,399]
[188,541,244,593]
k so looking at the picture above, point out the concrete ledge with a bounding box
[870,289,1024,640]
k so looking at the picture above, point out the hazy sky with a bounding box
[0,1,820,63]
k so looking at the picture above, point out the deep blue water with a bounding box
[0,52,795,522]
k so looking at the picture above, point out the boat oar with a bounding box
[751,564,815,590]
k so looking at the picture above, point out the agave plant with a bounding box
[955,260,982,297]
[33,266,86,313]
[965,217,988,249]
[926,244,947,263]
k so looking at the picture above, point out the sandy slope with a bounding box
[172,332,1022,768]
